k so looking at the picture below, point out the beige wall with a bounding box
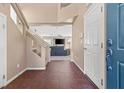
[0,4,27,80]
[72,5,87,71]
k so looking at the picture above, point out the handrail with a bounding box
[34,34,50,47]
[26,31,50,48]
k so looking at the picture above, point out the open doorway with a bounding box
[30,24,72,61]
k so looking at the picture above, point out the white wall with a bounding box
[72,13,84,70]
[30,25,72,47]
[30,25,72,37]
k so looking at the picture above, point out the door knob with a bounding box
[107,48,113,57]
[107,39,113,46]
[107,66,112,71]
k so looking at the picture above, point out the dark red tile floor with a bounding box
[5,61,98,89]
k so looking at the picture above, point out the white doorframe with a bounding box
[0,13,7,88]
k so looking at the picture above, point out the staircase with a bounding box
[26,30,51,70]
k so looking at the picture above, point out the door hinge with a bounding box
[101,78,103,86]
[3,75,5,79]
[101,6,103,12]
[101,42,103,48]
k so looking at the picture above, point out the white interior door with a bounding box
[0,13,7,88]
[84,4,105,88]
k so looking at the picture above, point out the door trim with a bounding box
[0,13,7,88]
[104,4,107,89]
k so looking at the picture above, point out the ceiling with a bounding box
[19,3,74,25]
[19,3,60,24]
[18,3,88,25]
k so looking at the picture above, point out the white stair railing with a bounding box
[26,31,50,48]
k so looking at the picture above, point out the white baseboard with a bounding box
[72,59,85,74]
[70,58,74,62]
[5,68,27,86]
[26,67,46,70]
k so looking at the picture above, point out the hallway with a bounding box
[0,3,106,89]
[5,61,97,89]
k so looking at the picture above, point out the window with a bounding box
[10,5,17,25]
[17,18,24,34]
[10,5,24,34]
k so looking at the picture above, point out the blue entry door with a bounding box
[107,3,124,89]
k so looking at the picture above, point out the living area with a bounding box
[30,24,72,61]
